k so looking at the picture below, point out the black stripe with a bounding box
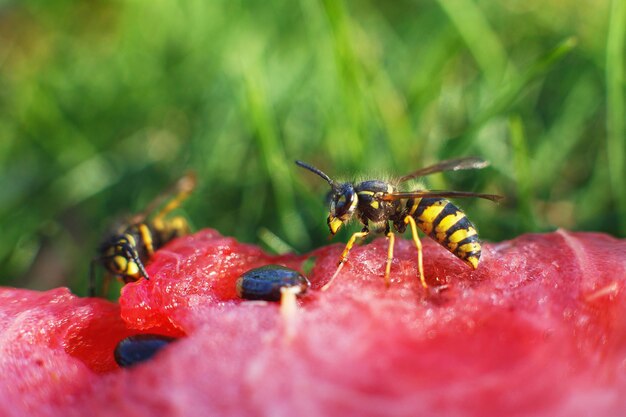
[461,250,481,261]
[455,234,480,250]
[413,197,444,219]
[444,215,474,240]
[429,201,461,238]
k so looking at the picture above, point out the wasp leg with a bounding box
[138,223,155,256]
[404,216,427,289]
[152,174,196,230]
[89,256,119,297]
[322,230,369,291]
[385,231,395,287]
[89,258,100,297]
[167,216,191,238]
[171,216,190,233]
[102,273,113,297]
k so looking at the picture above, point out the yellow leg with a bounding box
[168,216,191,236]
[138,223,155,256]
[102,274,112,297]
[404,216,427,289]
[152,173,196,229]
[384,232,395,287]
[322,231,369,291]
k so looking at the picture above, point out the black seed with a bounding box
[114,334,176,368]
[236,265,310,302]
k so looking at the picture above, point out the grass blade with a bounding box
[606,0,626,235]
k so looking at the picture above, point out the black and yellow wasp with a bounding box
[89,172,196,297]
[295,158,503,291]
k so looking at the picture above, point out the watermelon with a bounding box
[1,229,626,416]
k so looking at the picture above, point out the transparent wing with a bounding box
[128,171,197,224]
[380,190,504,203]
[398,157,490,183]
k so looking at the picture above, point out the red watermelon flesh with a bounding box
[1,229,626,417]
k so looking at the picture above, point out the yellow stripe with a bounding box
[408,198,421,216]
[465,256,479,269]
[139,224,155,255]
[416,200,447,235]
[446,227,477,252]
[458,242,481,254]
[436,213,466,234]
[434,212,466,243]
[358,191,375,196]
[449,227,477,243]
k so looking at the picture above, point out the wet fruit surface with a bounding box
[1,229,626,416]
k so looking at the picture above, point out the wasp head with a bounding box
[327,183,357,235]
[296,160,359,236]
[99,233,145,281]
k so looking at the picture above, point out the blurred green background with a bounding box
[0,0,624,294]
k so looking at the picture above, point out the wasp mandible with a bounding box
[295,157,503,291]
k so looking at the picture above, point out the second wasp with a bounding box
[89,172,196,297]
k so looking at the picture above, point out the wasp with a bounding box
[89,172,196,297]
[295,158,503,291]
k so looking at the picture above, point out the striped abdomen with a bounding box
[406,197,481,269]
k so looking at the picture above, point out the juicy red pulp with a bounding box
[1,229,625,417]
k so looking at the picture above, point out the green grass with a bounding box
[0,0,622,294]
[606,0,626,235]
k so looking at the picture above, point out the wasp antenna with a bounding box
[295,160,335,187]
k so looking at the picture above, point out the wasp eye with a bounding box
[336,194,347,209]
[333,187,356,219]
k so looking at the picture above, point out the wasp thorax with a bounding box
[327,183,358,235]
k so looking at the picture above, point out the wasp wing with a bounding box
[380,190,504,203]
[128,171,197,224]
[398,157,490,183]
